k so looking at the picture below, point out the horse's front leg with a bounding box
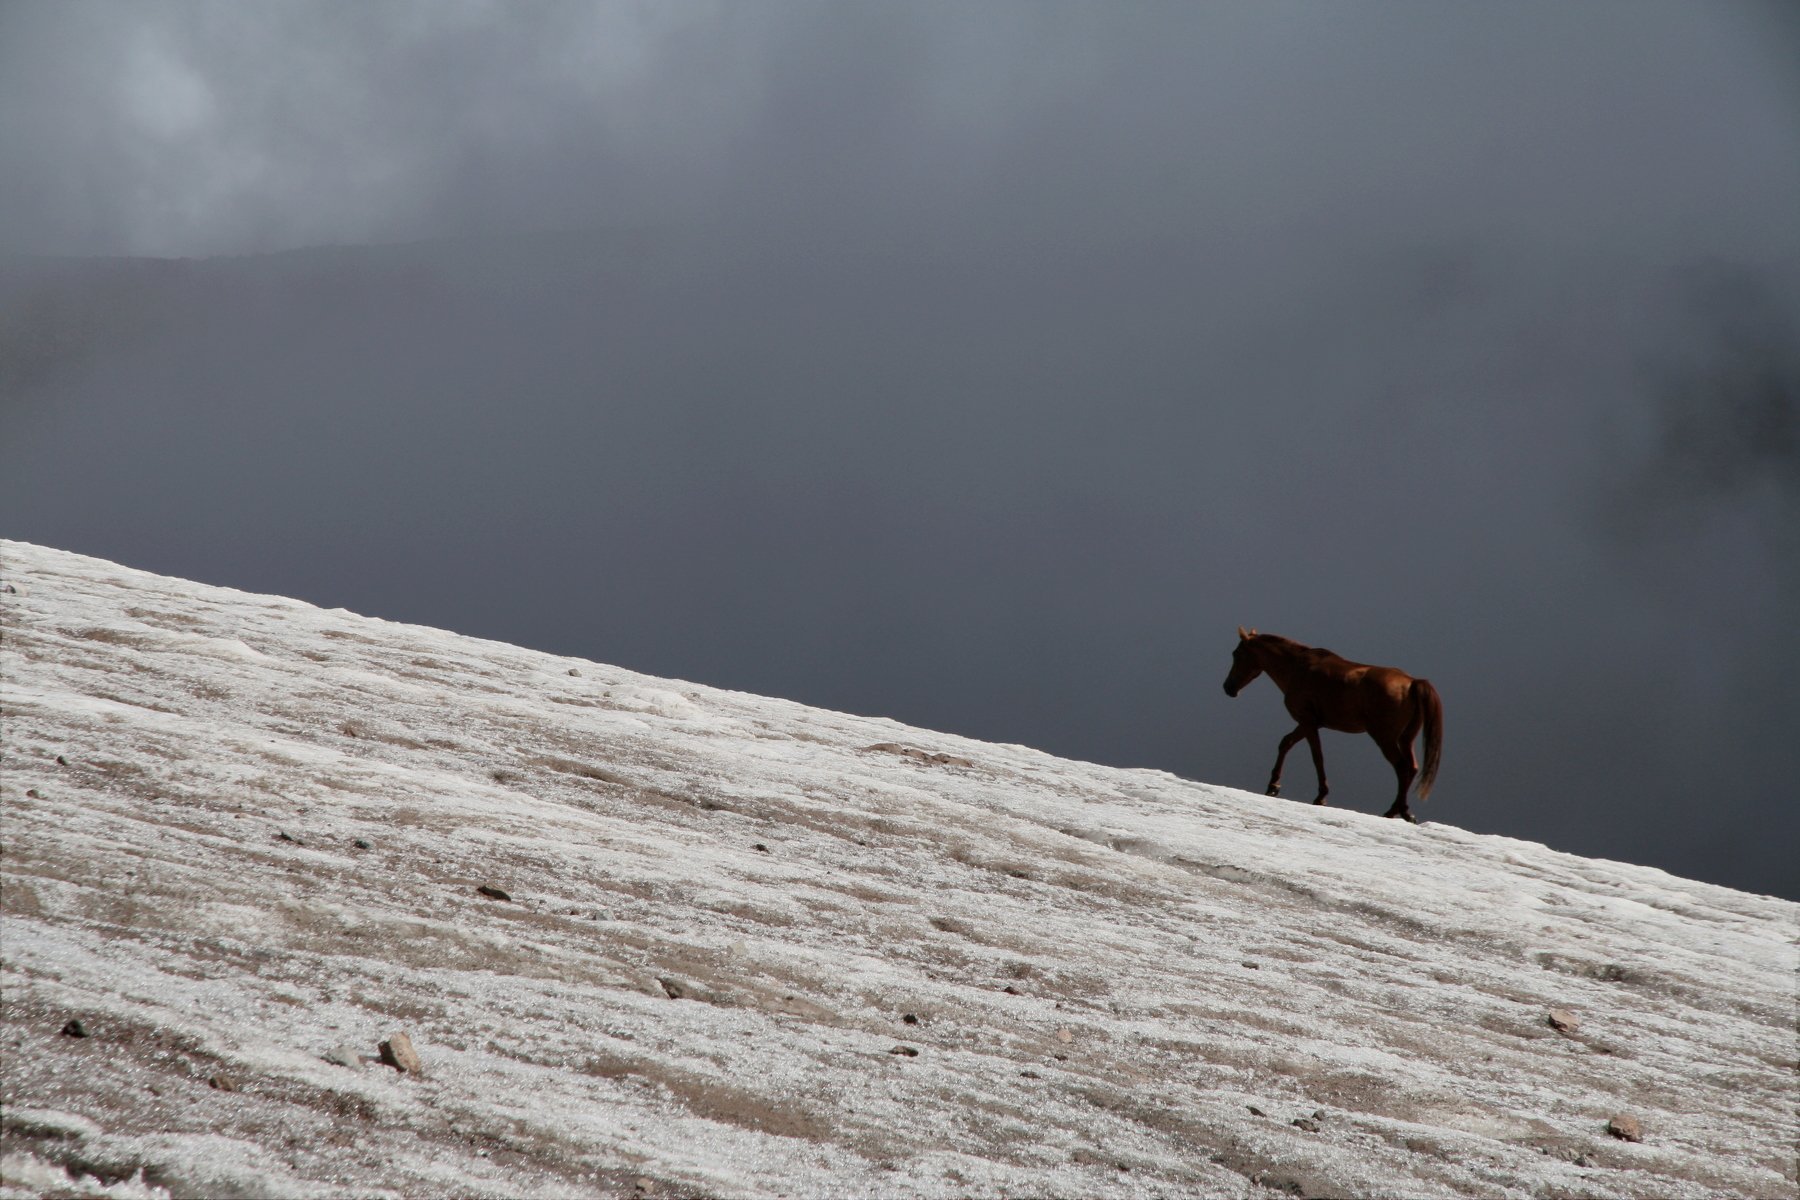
[1305,729,1329,805]
[1266,726,1307,796]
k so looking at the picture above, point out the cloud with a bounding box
[5,2,1798,261]
[1645,269,1800,508]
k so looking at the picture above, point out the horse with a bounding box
[1222,627,1442,822]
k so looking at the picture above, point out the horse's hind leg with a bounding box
[1378,736,1419,822]
[1265,726,1306,796]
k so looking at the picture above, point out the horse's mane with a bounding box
[1256,633,1350,666]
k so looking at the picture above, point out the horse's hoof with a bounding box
[1312,798,1328,806]
[1265,786,1280,797]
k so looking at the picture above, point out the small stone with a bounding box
[277,831,301,844]
[56,755,68,766]
[753,843,769,853]
[634,1179,653,1194]
[353,838,372,850]
[901,1013,919,1025]
[322,1046,361,1068]
[658,976,688,1000]
[208,1073,237,1092]
[378,1032,423,1075]
[1548,1008,1580,1033]
[1247,1105,1266,1117]
[26,788,40,799]
[1606,1114,1643,1142]
[1002,985,1022,995]
[889,1045,919,1057]
[60,1018,88,1038]
[476,885,512,901]
[1292,1116,1321,1133]
[1242,961,1260,970]
[568,668,582,677]
[1055,1027,1074,1043]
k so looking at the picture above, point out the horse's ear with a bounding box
[1237,626,1251,641]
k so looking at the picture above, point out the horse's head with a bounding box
[1223,626,1262,697]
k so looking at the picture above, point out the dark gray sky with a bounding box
[3,0,1798,898]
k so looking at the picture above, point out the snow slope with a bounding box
[2,539,1794,1199]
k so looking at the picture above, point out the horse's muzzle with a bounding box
[1223,682,1239,698]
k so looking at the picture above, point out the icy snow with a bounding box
[1,539,1794,1199]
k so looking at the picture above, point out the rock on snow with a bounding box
[1,539,1794,1198]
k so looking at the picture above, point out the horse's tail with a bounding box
[1413,678,1443,802]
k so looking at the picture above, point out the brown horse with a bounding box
[1222,628,1442,822]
